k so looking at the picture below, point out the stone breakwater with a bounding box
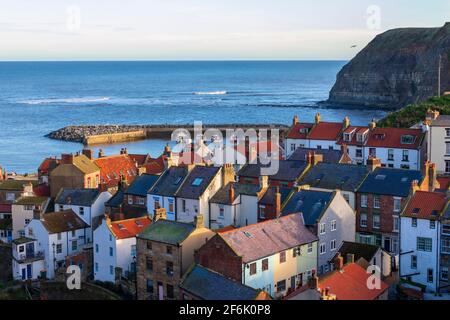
[46,124,290,144]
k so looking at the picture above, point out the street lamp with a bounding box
[52,243,56,275]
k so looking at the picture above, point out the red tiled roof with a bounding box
[143,156,166,175]
[109,217,151,239]
[307,122,343,141]
[337,126,369,146]
[216,226,236,233]
[286,123,314,139]
[129,154,150,166]
[0,204,12,213]
[366,128,424,149]
[402,191,447,220]
[319,263,389,300]
[33,184,51,197]
[94,155,138,188]
[38,158,60,175]
[437,177,450,191]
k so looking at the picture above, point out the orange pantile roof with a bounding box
[286,123,314,139]
[143,156,166,175]
[307,122,343,141]
[129,154,150,166]
[319,263,389,300]
[366,128,424,149]
[109,217,151,239]
[38,158,60,175]
[337,126,369,146]
[215,226,236,233]
[94,154,137,188]
[402,191,447,220]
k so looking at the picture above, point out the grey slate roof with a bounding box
[148,166,189,197]
[176,166,221,199]
[210,182,261,205]
[105,189,124,208]
[357,167,423,197]
[288,147,343,163]
[124,174,159,197]
[40,210,89,234]
[138,219,196,245]
[55,189,101,206]
[238,160,307,182]
[281,189,335,225]
[259,186,292,205]
[299,163,369,192]
[338,241,381,264]
[180,265,262,300]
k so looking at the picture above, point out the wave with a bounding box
[193,91,227,95]
[19,97,110,105]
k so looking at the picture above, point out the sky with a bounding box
[0,0,448,61]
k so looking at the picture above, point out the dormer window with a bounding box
[373,134,385,140]
[356,133,364,143]
[401,135,415,144]
[299,128,308,134]
[343,133,352,142]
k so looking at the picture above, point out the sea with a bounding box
[0,61,387,173]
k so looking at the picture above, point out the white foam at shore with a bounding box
[193,91,227,95]
[19,97,110,105]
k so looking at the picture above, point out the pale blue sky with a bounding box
[0,0,448,60]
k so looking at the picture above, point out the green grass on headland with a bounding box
[378,95,450,128]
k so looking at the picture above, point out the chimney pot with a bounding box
[194,214,204,228]
[98,149,104,158]
[293,115,299,125]
[315,113,321,124]
[229,184,235,203]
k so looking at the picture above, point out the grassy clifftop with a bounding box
[377,95,450,128]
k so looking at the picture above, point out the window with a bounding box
[441,267,449,281]
[444,225,450,235]
[402,150,409,162]
[194,205,198,213]
[24,205,33,211]
[57,233,62,240]
[168,201,174,213]
[393,216,399,232]
[24,219,30,225]
[167,284,174,299]
[427,269,433,283]
[146,279,153,293]
[360,194,368,208]
[331,240,336,251]
[412,218,417,227]
[417,237,432,252]
[441,238,450,254]
[317,145,322,150]
[369,148,376,157]
[154,199,160,209]
[131,245,136,257]
[138,198,145,206]
[18,245,24,253]
[95,263,98,272]
[192,178,203,186]
[360,213,368,228]
[262,259,269,271]
[109,234,112,241]
[446,143,450,155]
[79,207,84,216]
[355,149,363,158]
[110,265,114,275]
[181,199,186,212]
[56,244,62,254]
[430,220,436,229]
[307,243,313,254]
[411,255,417,269]
[373,214,380,229]
[6,193,15,201]
[71,240,77,251]
[401,135,415,144]
[319,223,326,235]
[276,280,286,293]
[356,133,364,143]
[393,198,401,213]
[373,195,380,209]
[388,149,394,161]
[147,242,152,251]
[249,262,257,275]
[166,261,174,276]
[293,246,301,257]
[319,243,326,255]
[95,244,98,253]
[258,206,265,219]
[446,128,450,137]
[166,246,172,255]
[331,220,337,231]
[109,247,113,256]
[290,144,296,152]
[146,258,153,272]
[446,161,450,174]
[279,251,286,263]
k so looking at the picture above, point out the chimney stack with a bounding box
[61,153,74,164]
[229,184,235,203]
[315,113,321,124]
[369,119,377,130]
[366,157,381,172]
[153,208,167,221]
[98,182,108,193]
[346,253,355,264]
[307,151,323,166]
[293,115,299,125]
[259,175,269,190]
[194,214,204,228]
[82,149,93,160]
[334,253,344,271]
[275,187,281,217]
[411,180,420,194]
[98,149,105,158]
[428,162,439,192]
[222,163,235,186]
[343,116,350,129]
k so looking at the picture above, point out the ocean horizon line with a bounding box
[0,59,348,63]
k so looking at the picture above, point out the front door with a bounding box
[297,273,303,288]
[26,242,34,258]
[290,276,296,290]
[26,264,32,279]
[21,268,26,280]
[384,237,391,252]
[158,282,164,300]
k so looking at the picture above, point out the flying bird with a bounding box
[350,45,357,48]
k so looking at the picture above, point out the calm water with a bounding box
[0,61,386,173]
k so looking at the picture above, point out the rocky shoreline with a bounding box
[46,124,290,143]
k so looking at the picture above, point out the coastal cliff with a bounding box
[326,23,450,109]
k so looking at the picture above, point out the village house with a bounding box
[176,165,234,227]
[180,264,271,300]
[257,186,291,222]
[147,166,191,221]
[288,146,351,164]
[400,190,448,292]
[136,211,215,300]
[49,153,100,197]
[11,237,45,280]
[209,182,263,229]
[123,174,159,212]
[281,188,355,274]
[195,214,318,299]
[425,110,450,174]
[11,196,50,239]
[37,157,60,185]
[336,124,372,165]
[0,218,12,243]
[237,159,309,188]
[286,255,389,300]
[55,187,112,242]
[94,216,151,283]
[19,210,90,279]
[298,162,369,209]
[337,241,392,277]
[0,180,37,204]
[355,159,429,261]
